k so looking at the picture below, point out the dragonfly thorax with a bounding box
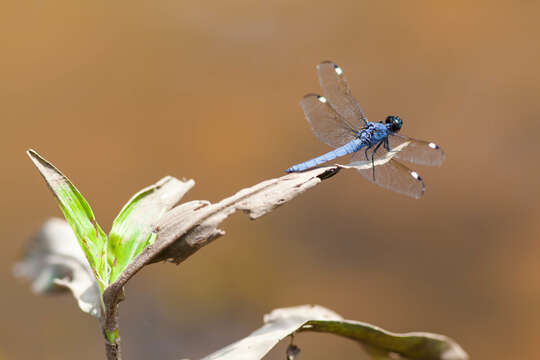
[385,115,402,133]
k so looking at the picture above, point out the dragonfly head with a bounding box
[385,115,402,133]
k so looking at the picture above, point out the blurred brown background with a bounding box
[2,0,539,359]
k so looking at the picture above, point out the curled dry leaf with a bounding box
[14,218,102,318]
[202,305,468,360]
[133,166,339,267]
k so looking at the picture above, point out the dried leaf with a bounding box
[149,167,339,265]
[202,305,468,360]
[14,218,102,318]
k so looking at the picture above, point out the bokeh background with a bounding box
[2,1,540,359]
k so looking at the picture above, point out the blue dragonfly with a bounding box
[286,61,445,198]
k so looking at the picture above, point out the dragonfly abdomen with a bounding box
[286,139,362,173]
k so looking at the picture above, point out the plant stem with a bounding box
[103,289,124,360]
[105,338,121,360]
[103,311,121,360]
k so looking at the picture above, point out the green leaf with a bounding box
[203,305,468,360]
[108,176,194,282]
[27,150,109,291]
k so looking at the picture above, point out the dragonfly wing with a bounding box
[300,93,358,148]
[349,146,425,198]
[317,61,368,129]
[388,133,445,166]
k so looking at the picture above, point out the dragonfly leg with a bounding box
[383,138,390,151]
[364,145,372,161]
[370,141,384,181]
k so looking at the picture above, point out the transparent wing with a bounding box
[388,133,445,166]
[349,145,425,198]
[300,93,358,148]
[317,61,368,129]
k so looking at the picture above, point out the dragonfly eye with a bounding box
[385,115,402,132]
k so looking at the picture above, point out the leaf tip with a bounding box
[26,149,47,170]
[26,148,39,162]
[441,341,469,360]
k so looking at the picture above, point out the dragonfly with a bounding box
[285,61,445,199]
